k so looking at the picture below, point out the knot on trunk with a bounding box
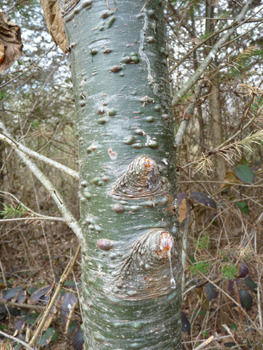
[107,229,178,300]
[112,155,168,199]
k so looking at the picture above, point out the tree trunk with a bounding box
[0,140,4,215]
[209,83,227,180]
[60,0,181,349]
[205,1,226,180]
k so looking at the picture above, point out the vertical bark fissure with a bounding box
[61,0,181,349]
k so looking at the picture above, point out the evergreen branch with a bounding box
[187,130,263,175]
[172,0,258,107]
[0,120,79,180]
[0,203,27,219]
[0,190,59,219]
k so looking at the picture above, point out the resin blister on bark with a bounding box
[160,232,176,289]
[112,155,168,199]
[107,229,177,300]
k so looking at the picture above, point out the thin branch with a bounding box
[178,180,263,188]
[194,16,263,22]
[0,190,65,219]
[0,216,65,223]
[174,84,201,146]
[0,299,46,310]
[182,198,191,295]
[168,8,263,76]
[215,113,257,150]
[199,272,263,335]
[29,244,81,347]
[0,330,34,350]
[0,121,83,242]
[192,336,215,350]
[172,0,257,107]
[0,45,55,90]
[221,19,263,48]
[0,123,79,180]
[5,1,19,13]
[169,22,235,75]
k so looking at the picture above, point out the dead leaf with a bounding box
[0,12,23,74]
[221,171,241,189]
[184,113,191,120]
[0,41,5,64]
[40,0,68,53]
[179,197,187,223]
[43,296,60,331]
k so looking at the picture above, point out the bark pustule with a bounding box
[61,0,181,348]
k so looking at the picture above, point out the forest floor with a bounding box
[0,183,263,350]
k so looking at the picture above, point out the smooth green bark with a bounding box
[61,0,181,348]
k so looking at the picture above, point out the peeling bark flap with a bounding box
[0,12,23,74]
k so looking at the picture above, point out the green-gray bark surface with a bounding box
[61,0,181,348]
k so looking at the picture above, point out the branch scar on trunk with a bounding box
[111,155,169,199]
[106,229,178,300]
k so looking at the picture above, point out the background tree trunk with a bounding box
[60,0,181,349]
[209,83,227,180]
[206,1,227,180]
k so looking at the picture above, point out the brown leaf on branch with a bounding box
[221,171,241,189]
[0,12,23,74]
[40,0,67,53]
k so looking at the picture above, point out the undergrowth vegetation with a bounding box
[0,0,263,349]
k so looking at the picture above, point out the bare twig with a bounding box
[0,330,34,350]
[182,198,191,294]
[0,299,46,310]
[0,121,83,241]
[221,324,242,350]
[178,180,263,188]
[169,22,235,75]
[174,85,201,147]
[0,124,79,180]
[5,1,19,13]
[0,190,63,219]
[0,216,65,223]
[29,244,81,347]
[192,335,214,350]
[221,19,263,48]
[172,0,257,107]
[199,272,262,335]
[0,260,7,287]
